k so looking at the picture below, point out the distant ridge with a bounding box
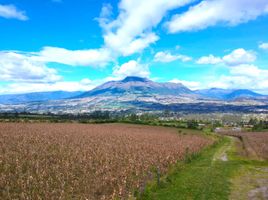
[75,76,194,98]
[195,88,264,100]
[0,77,266,106]
[0,91,82,104]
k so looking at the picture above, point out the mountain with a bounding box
[0,91,83,104]
[195,88,233,100]
[0,77,267,114]
[225,89,263,100]
[76,76,194,98]
[195,88,264,100]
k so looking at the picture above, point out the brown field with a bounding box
[0,123,212,199]
[223,132,268,160]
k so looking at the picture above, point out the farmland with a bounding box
[141,132,268,200]
[0,123,212,199]
[221,132,268,160]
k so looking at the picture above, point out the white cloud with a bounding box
[35,47,111,67]
[101,0,194,55]
[169,79,201,90]
[0,47,111,89]
[259,42,268,50]
[80,78,92,85]
[154,51,192,63]
[208,64,268,92]
[196,54,222,64]
[0,4,28,20]
[222,48,256,66]
[196,49,268,92]
[104,33,159,56]
[113,60,150,78]
[167,0,268,33]
[229,64,264,77]
[0,51,61,83]
[0,79,96,94]
[197,48,256,66]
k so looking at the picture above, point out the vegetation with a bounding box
[1,112,268,132]
[251,119,268,131]
[0,123,212,199]
[221,132,268,160]
[139,137,235,200]
[139,132,268,200]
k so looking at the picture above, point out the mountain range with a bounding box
[0,76,267,114]
[77,76,193,98]
[195,88,264,101]
[0,91,82,104]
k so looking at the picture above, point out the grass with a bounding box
[139,133,268,200]
[139,137,236,200]
[227,137,268,200]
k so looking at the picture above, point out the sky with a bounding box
[0,0,268,94]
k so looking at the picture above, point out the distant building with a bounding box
[198,123,206,128]
[232,127,242,132]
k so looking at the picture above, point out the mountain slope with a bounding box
[226,89,263,100]
[0,77,266,108]
[195,88,233,100]
[76,76,194,98]
[0,91,83,104]
[195,88,264,100]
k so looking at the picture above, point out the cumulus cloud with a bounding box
[100,0,194,55]
[208,64,268,92]
[113,60,150,78]
[0,51,61,83]
[0,4,28,20]
[104,33,159,56]
[229,64,266,78]
[167,0,268,33]
[259,42,268,50]
[196,54,222,64]
[222,48,256,66]
[196,49,268,92]
[169,79,201,90]
[197,48,256,66]
[34,47,111,67]
[154,51,192,63]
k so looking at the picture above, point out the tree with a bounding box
[187,120,199,129]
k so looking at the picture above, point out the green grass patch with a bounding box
[138,137,240,200]
[138,135,268,200]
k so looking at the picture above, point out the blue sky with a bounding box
[0,0,268,94]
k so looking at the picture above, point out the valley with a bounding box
[0,76,267,114]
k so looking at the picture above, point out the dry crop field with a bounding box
[223,132,268,160]
[0,123,212,199]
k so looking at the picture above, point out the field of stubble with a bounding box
[223,132,268,160]
[0,123,212,199]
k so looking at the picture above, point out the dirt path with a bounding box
[211,135,268,200]
[230,166,268,200]
[223,136,268,200]
[212,136,234,162]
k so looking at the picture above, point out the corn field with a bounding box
[224,131,268,160]
[0,123,213,199]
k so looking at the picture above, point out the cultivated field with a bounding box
[223,132,268,160]
[0,123,212,199]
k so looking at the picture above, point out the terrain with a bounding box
[0,91,82,104]
[1,121,267,200]
[141,132,268,200]
[0,123,212,199]
[0,76,267,114]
